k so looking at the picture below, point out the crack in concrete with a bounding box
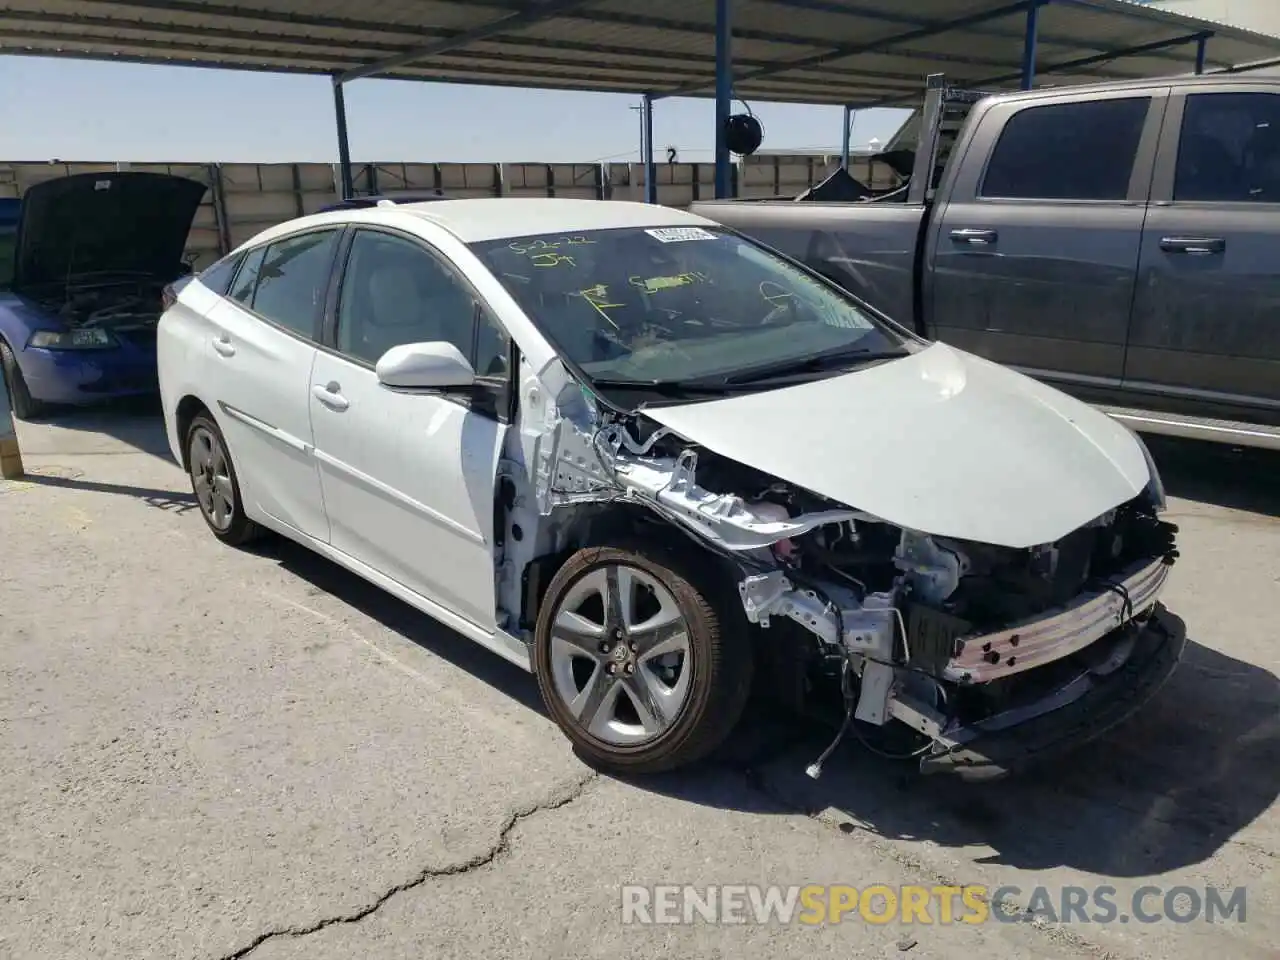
[218,771,599,960]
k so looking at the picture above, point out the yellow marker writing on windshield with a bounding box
[629,271,709,293]
[509,236,597,255]
[530,253,576,268]
[579,284,623,328]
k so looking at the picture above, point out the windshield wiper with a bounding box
[722,346,909,385]
[587,377,748,397]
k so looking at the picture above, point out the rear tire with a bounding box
[0,339,46,420]
[533,543,753,774]
[186,412,260,546]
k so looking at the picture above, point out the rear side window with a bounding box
[1175,92,1280,202]
[197,252,243,296]
[237,230,340,338]
[980,97,1151,201]
[228,247,266,304]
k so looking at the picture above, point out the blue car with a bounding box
[0,171,206,419]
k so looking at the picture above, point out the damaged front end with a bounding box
[507,366,1185,781]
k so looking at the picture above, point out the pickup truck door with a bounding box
[1126,84,1280,415]
[926,90,1167,390]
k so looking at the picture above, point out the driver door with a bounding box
[309,227,514,630]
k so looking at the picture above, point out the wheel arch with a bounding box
[174,394,213,471]
[519,501,747,637]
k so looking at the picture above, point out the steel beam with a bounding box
[1195,34,1210,74]
[979,30,1213,87]
[338,0,596,84]
[714,0,733,199]
[841,105,852,169]
[332,75,354,200]
[642,94,657,203]
[1021,2,1041,90]
[666,0,1038,99]
[78,0,1219,74]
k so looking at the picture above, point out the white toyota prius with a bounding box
[158,197,1184,780]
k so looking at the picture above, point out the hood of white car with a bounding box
[643,342,1151,549]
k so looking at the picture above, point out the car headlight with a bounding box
[1129,428,1166,512]
[28,328,117,350]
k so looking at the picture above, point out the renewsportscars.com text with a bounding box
[620,884,1248,926]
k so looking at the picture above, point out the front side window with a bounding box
[980,97,1151,201]
[335,229,484,367]
[468,226,910,388]
[1175,92,1280,202]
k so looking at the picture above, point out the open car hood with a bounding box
[12,171,206,291]
[643,342,1151,549]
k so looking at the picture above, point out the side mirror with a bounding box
[375,341,476,389]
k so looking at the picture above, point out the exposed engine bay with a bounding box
[497,356,1182,779]
[40,277,168,332]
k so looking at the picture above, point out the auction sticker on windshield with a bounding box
[645,227,717,243]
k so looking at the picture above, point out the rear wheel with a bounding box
[186,413,260,546]
[533,544,753,774]
[0,339,46,420]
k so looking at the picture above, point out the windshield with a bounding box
[468,225,913,387]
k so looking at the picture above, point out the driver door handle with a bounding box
[211,335,236,357]
[1159,236,1226,255]
[949,228,998,245]
[312,382,349,411]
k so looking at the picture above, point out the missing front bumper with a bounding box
[916,604,1187,781]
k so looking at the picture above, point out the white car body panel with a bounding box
[645,341,1151,549]
[308,350,506,629]
[202,297,330,542]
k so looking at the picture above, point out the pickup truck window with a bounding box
[1175,92,1280,203]
[980,97,1150,202]
[470,226,910,386]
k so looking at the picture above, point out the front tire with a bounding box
[0,339,46,420]
[186,412,260,546]
[533,544,753,774]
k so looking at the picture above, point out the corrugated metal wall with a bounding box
[0,155,898,268]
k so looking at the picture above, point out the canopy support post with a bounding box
[1021,1,1041,90]
[714,0,733,199]
[841,105,852,170]
[643,93,657,203]
[1195,34,1209,73]
[332,75,354,200]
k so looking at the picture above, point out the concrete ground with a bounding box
[1,402,1276,960]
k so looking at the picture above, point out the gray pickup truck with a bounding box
[692,73,1280,451]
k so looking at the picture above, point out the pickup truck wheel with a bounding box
[534,544,753,774]
[0,339,46,420]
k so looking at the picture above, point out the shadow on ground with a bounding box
[257,535,547,716]
[1147,435,1280,518]
[15,396,171,460]
[13,470,199,515]
[636,634,1280,879]
[254,518,1280,881]
[43,411,1272,875]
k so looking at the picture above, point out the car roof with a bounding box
[396,197,717,242]
[237,197,720,251]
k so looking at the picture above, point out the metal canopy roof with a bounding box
[3,0,1280,107]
